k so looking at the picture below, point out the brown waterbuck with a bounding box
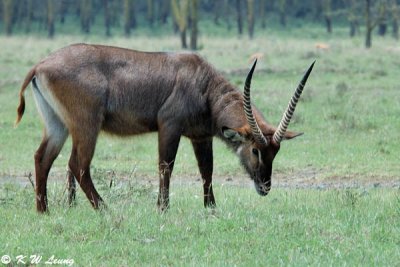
[15,44,314,213]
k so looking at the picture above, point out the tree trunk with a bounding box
[25,0,33,33]
[190,0,198,50]
[160,0,170,24]
[278,0,286,26]
[377,1,387,36]
[236,0,243,35]
[325,16,332,33]
[393,19,399,39]
[214,0,222,25]
[171,0,189,49]
[80,0,91,34]
[47,0,55,38]
[323,0,332,33]
[124,0,132,36]
[129,0,137,29]
[313,0,323,21]
[224,0,232,31]
[247,0,254,38]
[366,27,372,48]
[147,0,154,26]
[365,0,372,48]
[378,23,387,36]
[347,0,358,37]
[60,0,68,24]
[124,0,130,36]
[104,0,111,36]
[391,0,399,39]
[181,29,187,48]
[2,0,14,35]
[260,0,266,29]
[350,21,357,37]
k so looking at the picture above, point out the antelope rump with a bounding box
[15,44,314,212]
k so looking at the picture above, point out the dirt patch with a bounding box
[272,172,400,190]
[2,168,399,190]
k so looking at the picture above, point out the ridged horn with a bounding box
[273,61,315,144]
[243,60,268,146]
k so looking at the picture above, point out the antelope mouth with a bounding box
[254,180,271,196]
[250,170,271,196]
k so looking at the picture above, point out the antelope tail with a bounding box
[15,67,36,127]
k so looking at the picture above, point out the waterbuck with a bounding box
[15,44,314,213]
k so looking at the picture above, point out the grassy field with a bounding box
[0,24,399,266]
[0,183,399,266]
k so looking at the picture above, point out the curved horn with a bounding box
[273,61,315,144]
[243,60,268,146]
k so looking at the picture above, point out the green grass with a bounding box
[0,25,399,266]
[0,182,399,266]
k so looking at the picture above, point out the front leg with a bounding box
[191,138,216,208]
[157,124,181,212]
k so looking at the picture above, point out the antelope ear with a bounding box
[222,127,246,143]
[283,130,303,140]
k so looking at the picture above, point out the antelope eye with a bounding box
[252,148,258,156]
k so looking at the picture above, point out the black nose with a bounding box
[255,181,271,196]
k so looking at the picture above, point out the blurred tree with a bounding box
[391,0,399,39]
[323,0,332,33]
[346,0,360,37]
[80,0,92,33]
[104,0,119,30]
[124,0,136,36]
[47,0,55,38]
[104,0,111,36]
[365,0,374,48]
[213,0,223,25]
[236,0,243,34]
[2,0,399,45]
[2,0,14,35]
[365,0,386,48]
[364,0,396,47]
[15,0,24,29]
[160,0,170,24]
[25,0,33,33]
[378,0,388,36]
[313,0,323,21]
[171,0,189,48]
[190,0,198,50]
[278,0,287,26]
[60,0,68,24]
[294,0,312,19]
[147,0,154,26]
[247,0,254,38]
[259,0,266,29]
[224,0,233,30]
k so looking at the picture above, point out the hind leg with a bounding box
[32,83,68,213]
[68,133,104,209]
[35,132,67,212]
[67,169,76,207]
[157,123,182,212]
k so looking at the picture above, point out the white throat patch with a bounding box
[236,145,244,155]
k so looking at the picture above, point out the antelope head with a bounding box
[223,60,315,196]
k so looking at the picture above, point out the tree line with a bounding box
[1,0,399,49]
